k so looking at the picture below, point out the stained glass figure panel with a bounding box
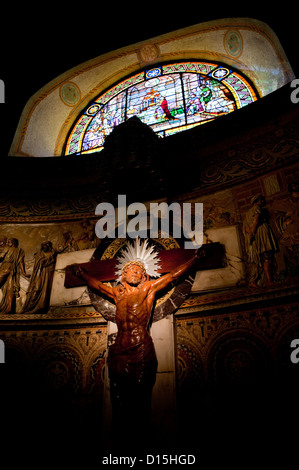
[126,73,185,133]
[64,61,258,155]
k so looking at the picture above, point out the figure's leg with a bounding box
[5,273,16,313]
[0,268,9,289]
[108,357,157,448]
[248,261,260,288]
[263,253,276,287]
[5,293,16,314]
[0,272,16,314]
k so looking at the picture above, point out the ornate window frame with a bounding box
[64,61,259,156]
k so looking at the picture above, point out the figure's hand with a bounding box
[71,264,85,278]
[196,246,207,259]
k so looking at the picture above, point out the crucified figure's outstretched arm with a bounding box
[149,246,206,295]
[71,264,116,300]
[70,245,207,300]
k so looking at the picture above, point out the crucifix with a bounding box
[64,241,222,288]
[64,238,223,446]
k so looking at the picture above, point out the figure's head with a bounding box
[7,238,18,247]
[0,237,7,249]
[251,194,266,207]
[63,231,72,241]
[41,241,52,252]
[289,182,299,198]
[114,238,161,283]
[121,261,146,286]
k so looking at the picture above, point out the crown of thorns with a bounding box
[121,261,147,276]
[115,238,161,282]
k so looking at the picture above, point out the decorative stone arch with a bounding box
[9,18,294,158]
[205,327,274,393]
[176,328,206,392]
[33,343,84,394]
[86,349,107,396]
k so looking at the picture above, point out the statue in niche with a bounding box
[0,238,30,314]
[243,194,279,288]
[21,241,56,314]
[70,238,207,442]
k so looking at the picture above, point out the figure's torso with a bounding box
[114,282,155,348]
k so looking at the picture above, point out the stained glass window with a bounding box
[64,61,258,155]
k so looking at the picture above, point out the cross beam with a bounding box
[64,242,224,288]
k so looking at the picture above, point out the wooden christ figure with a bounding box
[70,238,207,440]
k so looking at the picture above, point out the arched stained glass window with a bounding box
[64,61,258,155]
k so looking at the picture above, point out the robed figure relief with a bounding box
[70,238,207,443]
[22,241,56,314]
[271,182,299,276]
[0,238,30,314]
[243,195,279,288]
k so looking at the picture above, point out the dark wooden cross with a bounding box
[64,242,224,288]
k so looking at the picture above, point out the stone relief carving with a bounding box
[0,170,298,315]
[0,219,99,314]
